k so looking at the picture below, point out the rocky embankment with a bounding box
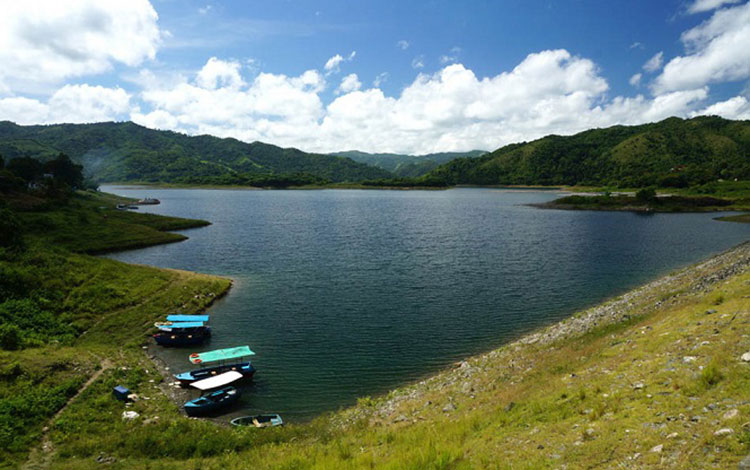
[336,241,749,468]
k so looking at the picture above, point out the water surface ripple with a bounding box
[102,187,749,419]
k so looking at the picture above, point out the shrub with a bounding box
[0,324,21,350]
[699,361,723,388]
[635,187,656,202]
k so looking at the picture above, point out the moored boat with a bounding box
[136,197,160,205]
[231,414,283,428]
[175,345,256,386]
[183,371,243,417]
[184,386,241,416]
[153,321,211,347]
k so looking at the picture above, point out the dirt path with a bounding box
[22,359,113,470]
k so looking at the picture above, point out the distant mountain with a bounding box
[424,116,750,188]
[0,121,393,184]
[330,150,486,177]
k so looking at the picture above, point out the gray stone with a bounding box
[442,402,456,412]
[738,454,750,470]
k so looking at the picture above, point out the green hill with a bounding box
[331,150,486,177]
[425,116,750,188]
[0,121,393,185]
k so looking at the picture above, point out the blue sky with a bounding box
[0,0,748,154]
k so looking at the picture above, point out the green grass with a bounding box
[2,190,748,470]
[0,192,229,469]
[716,213,750,223]
[39,244,750,469]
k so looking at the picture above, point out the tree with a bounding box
[7,157,43,182]
[44,153,84,189]
[635,187,657,202]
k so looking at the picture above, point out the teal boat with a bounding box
[175,346,256,386]
[184,372,243,417]
[166,314,210,322]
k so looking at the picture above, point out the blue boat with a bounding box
[175,346,256,386]
[166,314,210,323]
[184,380,242,417]
[153,322,211,347]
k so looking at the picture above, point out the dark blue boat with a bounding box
[175,362,255,387]
[184,386,241,416]
[174,346,256,386]
[153,322,211,347]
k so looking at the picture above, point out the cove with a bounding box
[101,186,749,420]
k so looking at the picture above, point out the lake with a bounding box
[101,186,749,420]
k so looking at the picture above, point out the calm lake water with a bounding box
[102,186,748,420]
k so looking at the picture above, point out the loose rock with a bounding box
[122,411,139,420]
[442,402,456,412]
[714,428,733,437]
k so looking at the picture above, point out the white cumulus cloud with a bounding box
[629,73,642,86]
[691,95,750,119]
[323,51,356,75]
[687,0,741,14]
[0,84,131,124]
[654,2,750,93]
[0,0,161,93]
[643,52,664,72]
[196,57,245,89]
[118,49,727,154]
[337,74,362,94]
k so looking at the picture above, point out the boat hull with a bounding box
[231,414,283,428]
[174,362,255,387]
[184,386,240,417]
[154,327,211,347]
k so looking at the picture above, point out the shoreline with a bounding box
[337,240,750,426]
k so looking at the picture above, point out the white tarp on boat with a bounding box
[190,371,243,391]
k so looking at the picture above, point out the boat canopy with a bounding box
[189,346,255,365]
[190,371,243,391]
[158,321,204,330]
[167,314,210,322]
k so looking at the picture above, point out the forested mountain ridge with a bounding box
[0,121,392,184]
[331,149,486,177]
[424,116,750,187]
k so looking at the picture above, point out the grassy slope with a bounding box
[0,193,230,469]
[4,191,748,469]
[40,242,750,468]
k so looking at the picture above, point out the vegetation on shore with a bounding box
[0,185,227,469]
[0,121,392,185]
[2,179,748,468]
[422,116,749,188]
[533,181,750,219]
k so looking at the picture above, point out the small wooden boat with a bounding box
[175,346,256,387]
[231,414,283,428]
[136,197,160,205]
[184,385,241,417]
[153,322,211,347]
